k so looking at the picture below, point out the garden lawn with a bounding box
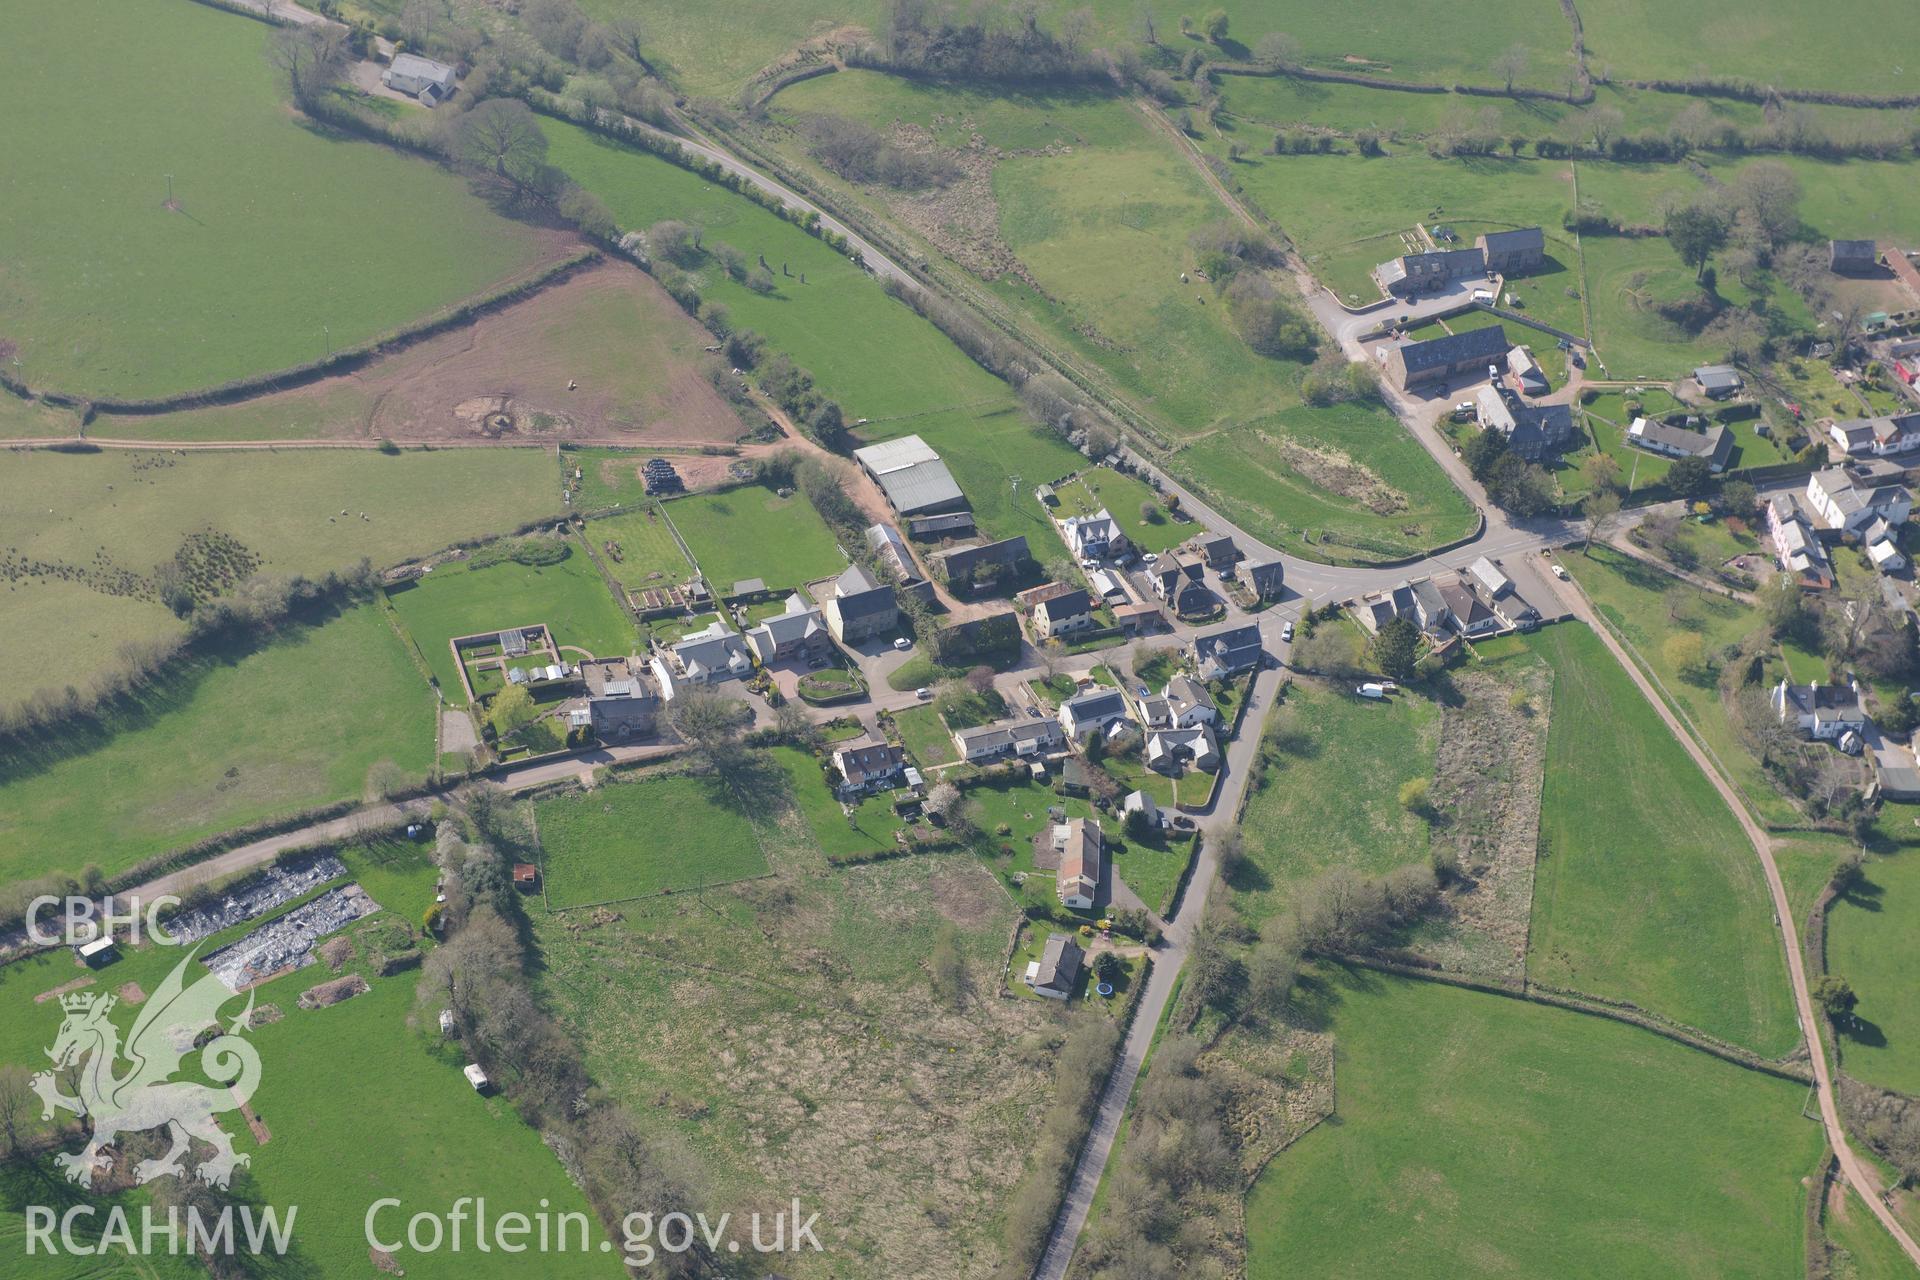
[1245,968,1823,1279]
[666,484,846,590]
[583,505,695,589]
[544,117,1009,421]
[1233,683,1438,925]
[1827,847,1920,1096]
[773,746,907,860]
[0,0,548,398]
[536,773,768,908]
[1175,404,1477,562]
[1054,467,1188,554]
[893,704,957,767]
[1525,624,1796,1056]
[0,602,433,887]
[1562,545,1797,825]
[385,549,636,704]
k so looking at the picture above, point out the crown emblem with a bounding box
[61,992,111,1014]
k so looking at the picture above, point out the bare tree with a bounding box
[667,686,748,772]
[1492,43,1530,93]
[454,98,552,197]
[1255,31,1302,70]
[0,1065,34,1160]
[1583,489,1622,554]
[266,23,347,107]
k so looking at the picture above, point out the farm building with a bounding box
[1381,325,1510,392]
[1830,239,1879,275]
[383,53,458,105]
[1476,227,1546,276]
[1692,365,1744,399]
[1377,247,1485,299]
[824,564,899,644]
[1506,345,1549,395]
[928,536,1031,585]
[1025,932,1084,1000]
[853,435,969,519]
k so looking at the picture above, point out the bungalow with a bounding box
[1693,365,1744,399]
[1477,226,1546,276]
[1827,412,1920,458]
[1244,560,1285,602]
[953,717,1066,763]
[383,53,457,105]
[1059,687,1130,740]
[745,595,830,664]
[652,621,751,701]
[824,564,899,644]
[1381,324,1511,392]
[1193,624,1264,679]
[831,740,908,797]
[1627,417,1735,472]
[1146,723,1219,774]
[1831,239,1879,275]
[1163,674,1217,727]
[1766,494,1834,590]
[1806,463,1914,534]
[1062,508,1124,560]
[1025,932,1084,1000]
[1054,818,1105,910]
[1033,587,1097,639]
[1377,247,1486,299]
[582,660,661,741]
[1771,679,1869,741]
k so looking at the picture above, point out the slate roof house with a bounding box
[831,740,909,797]
[1193,624,1263,679]
[1054,818,1105,910]
[1025,932,1084,1000]
[953,718,1066,763]
[1383,325,1510,392]
[1244,560,1285,602]
[582,659,661,741]
[1163,674,1217,727]
[1476,226,1546,275]
[1190,533,1240,571]
[1771,680,1869,741]
[1766,494,1834,590]
[1627,418,1734,472]
[1476,387,1577,461]
[1059,687,1130,739]
[1147,723,1219,774]
[824,564,899,644]
[745,595,830,664]
[1826,412,1920,458]
[1033,587,1096,639]
[1806,463,1914,534]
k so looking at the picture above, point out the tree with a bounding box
[1580,104,1625,152]
[1583,488,1622,553]
[925,781,962,822]
[667,686,747,772]
[1373,615,1419,682]
[1092,951,1123,984]
[1203,9,1229,43]
[487,684,537,738]
[1665,454,1714,498]
[1663,631,1707,681]
[1462,424,1510,480]
[774,700,818,747]
[1812,974,1857,1020]
[806,400,847,451]
[0,1065,32,1160]
[1397,776,1432,820]
[1759,577,1809,639]
[1665,203,1729,281]
[1492,43,1530,92]
[455,99,552,197]
[266,24,347,106]
[1255,31,1301,69]
[1731,161,1802,250]
[1584,451,1622,495]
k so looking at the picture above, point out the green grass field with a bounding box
[1234,682,1439,924]
[1174,404,1478,562]
[1577,0,1916,95]
[385,550,636,703]
[0,602,433,887]
[544,117,1011,423]
[2,448,562,707]
[1245,968,1823,1278]
[536,773,769,907]
[1525,624,1796,1056]
[0,0,550,398]
[581,505,695,589]
[1827,849,1920,1096]
[665,483,847,590]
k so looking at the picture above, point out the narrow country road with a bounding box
[1031,654,1289,1280]
[1550,566,1920,1270]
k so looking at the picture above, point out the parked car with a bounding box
[1281,621,1295,642]
[1026,705,1043,718]
[1552,563,1569,581]
[1356,683,1388,699]
[916,686,932,700]
[1142,552,1159,564]
[893,636,912,650]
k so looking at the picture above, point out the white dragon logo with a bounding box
[33,950,262,1190]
